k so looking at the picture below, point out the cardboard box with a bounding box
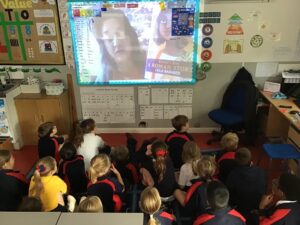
[263,81,281,93]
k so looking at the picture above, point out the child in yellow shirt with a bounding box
[29,156,67,211]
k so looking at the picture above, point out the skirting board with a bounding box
[96,127,219,134]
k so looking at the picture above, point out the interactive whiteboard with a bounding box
[68,0,199,85]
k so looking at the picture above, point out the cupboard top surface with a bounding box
[15,91,67,100]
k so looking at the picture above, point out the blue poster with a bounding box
[171,8,195,36]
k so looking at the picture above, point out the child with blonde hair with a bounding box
[87,154,124,212]
[0,150,28,211]
[217,132,239,183]
[140,187,176,225]
[77,196,103,213]
[178,141,201,190]
[174,155,217,218]
[29,156,68,211]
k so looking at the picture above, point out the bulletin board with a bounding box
[0,0,65,65]
[199,0,300,63]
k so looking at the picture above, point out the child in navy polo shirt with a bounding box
[193,181,246,225]
[58,142,87,200]
[0,150,28,211]
[165,115,193,170]
[140,187,177,225]
[259,173,300,225]
[217,132,238,183]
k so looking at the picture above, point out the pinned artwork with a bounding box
[36,23,56,36]
[39,41,58,53]
[201,50,212,61]
[224,39,244,54]
[202,24,213,36]
[9,26,16,35]
[201,37,213,48]
[226,13,244,35]
[172,8,195,36]
[200,62,212,72]
[250,35,263,48]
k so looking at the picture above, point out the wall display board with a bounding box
[68,0,200,85]
[0,0,64,65]
[200,0,300,63]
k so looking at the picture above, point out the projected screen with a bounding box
[69,0,199,85]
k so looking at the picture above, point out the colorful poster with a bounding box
[223,39,244,54]
[171,8,195,36]
[226,13,244,35]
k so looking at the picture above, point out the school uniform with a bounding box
[0,169,28,211]
[87,174,123,212]
[114,162,139,186]
[58,155,87,198]
[217,151,237,183]
[260,201,300,225]
[178,161,199,189]
[165,130,194,169]
[141,157,177,197]
[143,209,177,225]
[193,207,246,225]
[183,178,210,218]
[227,165,266,225]
[38,136,64,162]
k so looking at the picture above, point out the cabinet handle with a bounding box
[40,115,44,122]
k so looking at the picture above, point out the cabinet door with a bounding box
[36,99,65,132]
[15,99,39,145]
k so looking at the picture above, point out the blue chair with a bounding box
[262,144,300,171]
[207,80,258,145]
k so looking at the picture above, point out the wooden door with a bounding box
[15,99,39,145]
[36,99,65,133]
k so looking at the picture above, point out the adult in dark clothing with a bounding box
[259,173,300,225]
[193,181,246,225]
[226,148,266,225]
[165,115,193,170]
[0,150,28,211]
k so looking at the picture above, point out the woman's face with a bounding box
[158,13,172,40]
[101,18,132,63]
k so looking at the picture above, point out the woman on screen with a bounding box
[90,10,146,82]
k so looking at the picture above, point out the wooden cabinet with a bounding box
[14,91,71,145]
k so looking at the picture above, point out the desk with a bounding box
[260,91,300,145]
[57,213,143,225]
[0,212,61,225]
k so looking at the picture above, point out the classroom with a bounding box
[1,0,300,224]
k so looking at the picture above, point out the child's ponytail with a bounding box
[151,140,168,183]
[148,215,159,225]
[74,119,96,147]
[31,170,43,198]
[140,187,161,225]
[29,157,56,198]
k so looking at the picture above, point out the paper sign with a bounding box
[34,9,54,18]
[36,23,56,36]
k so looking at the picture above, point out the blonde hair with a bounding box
[220,132,239,151]
[78,196,103,213]
[182,141,201,175]
[140,187,161,225]
[89,154,111,184]
[195,155,216,180]
[151,140,168,183]
[29,157,57,198]
[0,150,12,169]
